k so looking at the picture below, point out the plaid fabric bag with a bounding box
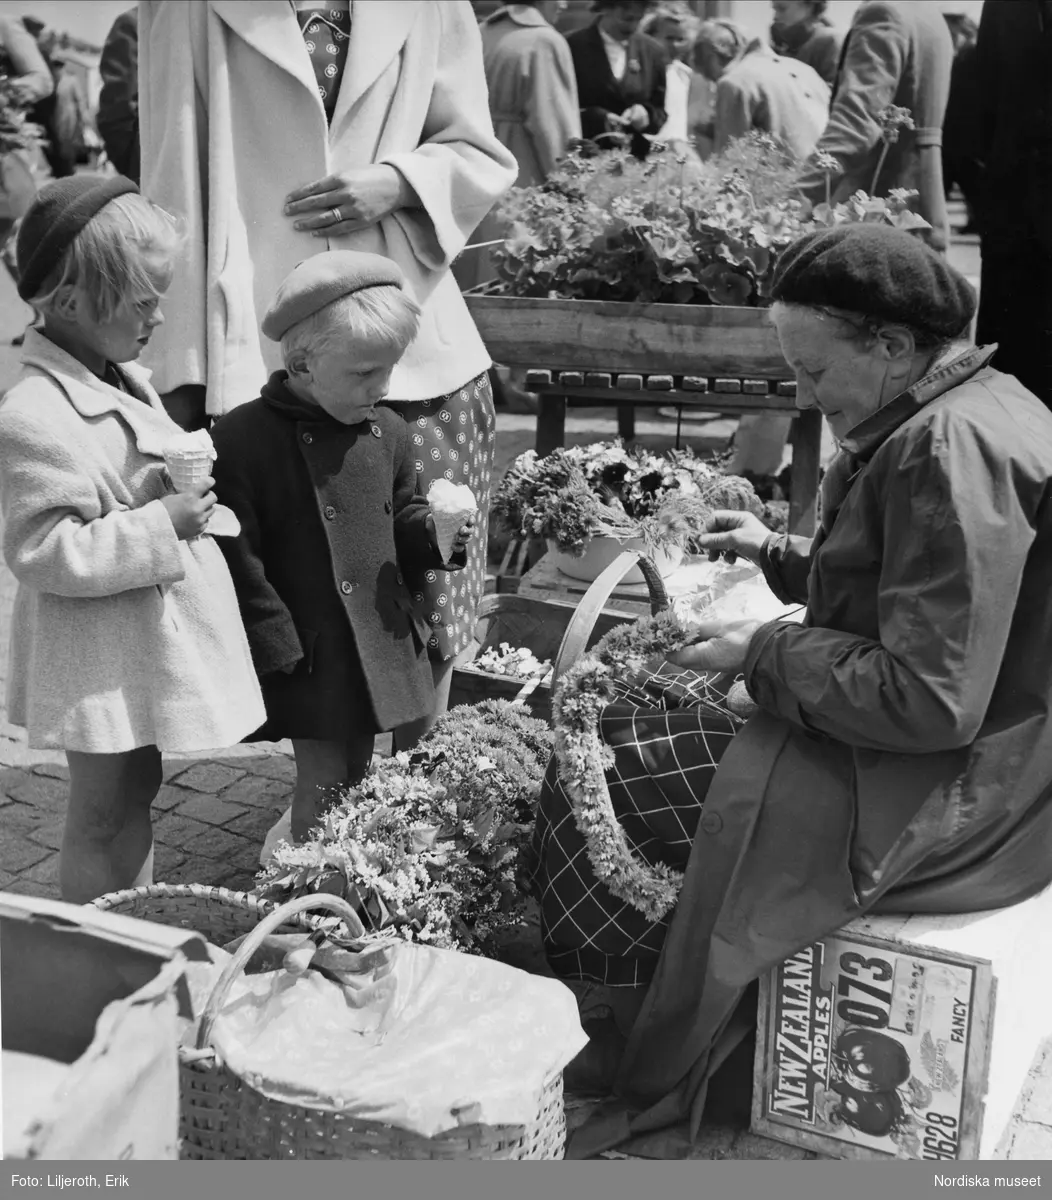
[528,660,744,989]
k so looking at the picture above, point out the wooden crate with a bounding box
[752,883,1052,1160]
[464,295,791,379]
[449,593,635,721]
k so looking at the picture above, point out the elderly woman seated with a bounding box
[529,224,1052,1157]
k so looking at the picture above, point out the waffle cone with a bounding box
[164,450,214,493]
[433,505,476,561]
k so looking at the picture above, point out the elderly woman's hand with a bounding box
[284,166,418,237]
[669,617,766,674]
[697,510,772,565]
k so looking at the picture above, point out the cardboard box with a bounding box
[752,929,994,1161]
[1,892,207,1160]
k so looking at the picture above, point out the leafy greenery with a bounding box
[257,701,554,955]
[488,130,930,307]
[0,76,43,156]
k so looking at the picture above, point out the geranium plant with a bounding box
[256,701,554,955]
[484,124,930,307]
[491,440,763,556]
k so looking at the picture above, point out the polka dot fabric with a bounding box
[385,372,495,663]
[298,6,351,121]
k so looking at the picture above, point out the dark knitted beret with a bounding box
[16,173,141,302]
[770,223,976,339]
[262,250,405,341]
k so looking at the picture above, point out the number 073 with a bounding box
[837,952,893,1029]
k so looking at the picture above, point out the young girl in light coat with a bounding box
[0,174,266,903]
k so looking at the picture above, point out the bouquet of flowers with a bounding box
[491,440,763,556]
[256,701,554,955]
[474,643,553,683]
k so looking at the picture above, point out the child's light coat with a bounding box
[0,330,266,753]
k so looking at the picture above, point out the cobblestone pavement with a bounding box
[1,236,1049,1161]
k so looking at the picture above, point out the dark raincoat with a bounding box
[571,346,1052,1155]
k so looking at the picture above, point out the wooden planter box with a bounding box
[466,293,822,536]
[464,294,790,379]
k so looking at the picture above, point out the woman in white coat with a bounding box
[138,0,517,738]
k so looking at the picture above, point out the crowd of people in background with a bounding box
[0,1,1049,408]
[466,0,1050,419]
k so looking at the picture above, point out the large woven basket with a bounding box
[94,888,567,1160]
[92,882,346,946]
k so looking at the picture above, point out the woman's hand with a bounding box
[161,477,216,540]
[283,165,417,237]
[669,617,766,674]
[697,510,772,565]
[621,103,649,131]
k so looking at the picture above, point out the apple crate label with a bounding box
[759,934,980,1160]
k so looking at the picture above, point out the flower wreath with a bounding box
[551,609,747,923]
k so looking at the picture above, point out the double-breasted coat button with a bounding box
[384,500,393,513]
[340,580,353,595]
[700,812,723,835]
[371,424,382,438]
[324,505,337,520]
[302,432,313,445]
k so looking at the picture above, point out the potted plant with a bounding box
[464,120,930,380]
[491,440,763,583]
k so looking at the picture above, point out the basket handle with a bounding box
[549,550,669,702]
[195,894,366,1050]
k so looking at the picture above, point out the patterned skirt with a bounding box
[528,664,741,989]
[385,372,496,662]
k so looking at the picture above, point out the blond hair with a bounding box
[27,193,182,323]
[696,18,747,61]
[280,284,422,370]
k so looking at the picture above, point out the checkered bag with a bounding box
[528,550,749,988]
[530,663,740,988]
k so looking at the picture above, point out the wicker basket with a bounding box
[92,883,348,947]
[95,889,567,1160]
[450,578,668,721]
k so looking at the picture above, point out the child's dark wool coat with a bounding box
[211,374,463,741]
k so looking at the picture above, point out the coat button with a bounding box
[371,424,382,438]
[324,505,337,520]
[302,432,313,445]
[700,812,723,835]
[384,500,393,513]
[340,580,353,595]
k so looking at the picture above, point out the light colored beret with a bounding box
[261,250,405,341]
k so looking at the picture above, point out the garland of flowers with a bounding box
[551,608,744,923]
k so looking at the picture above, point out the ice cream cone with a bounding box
[164,450,214,493]
[428,479,477,561]
[433,506,476,561]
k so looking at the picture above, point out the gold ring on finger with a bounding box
[330,207,342,224]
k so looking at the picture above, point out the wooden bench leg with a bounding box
[788,408,822,537]
[618,404,636,443]
[536,393,567,456]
